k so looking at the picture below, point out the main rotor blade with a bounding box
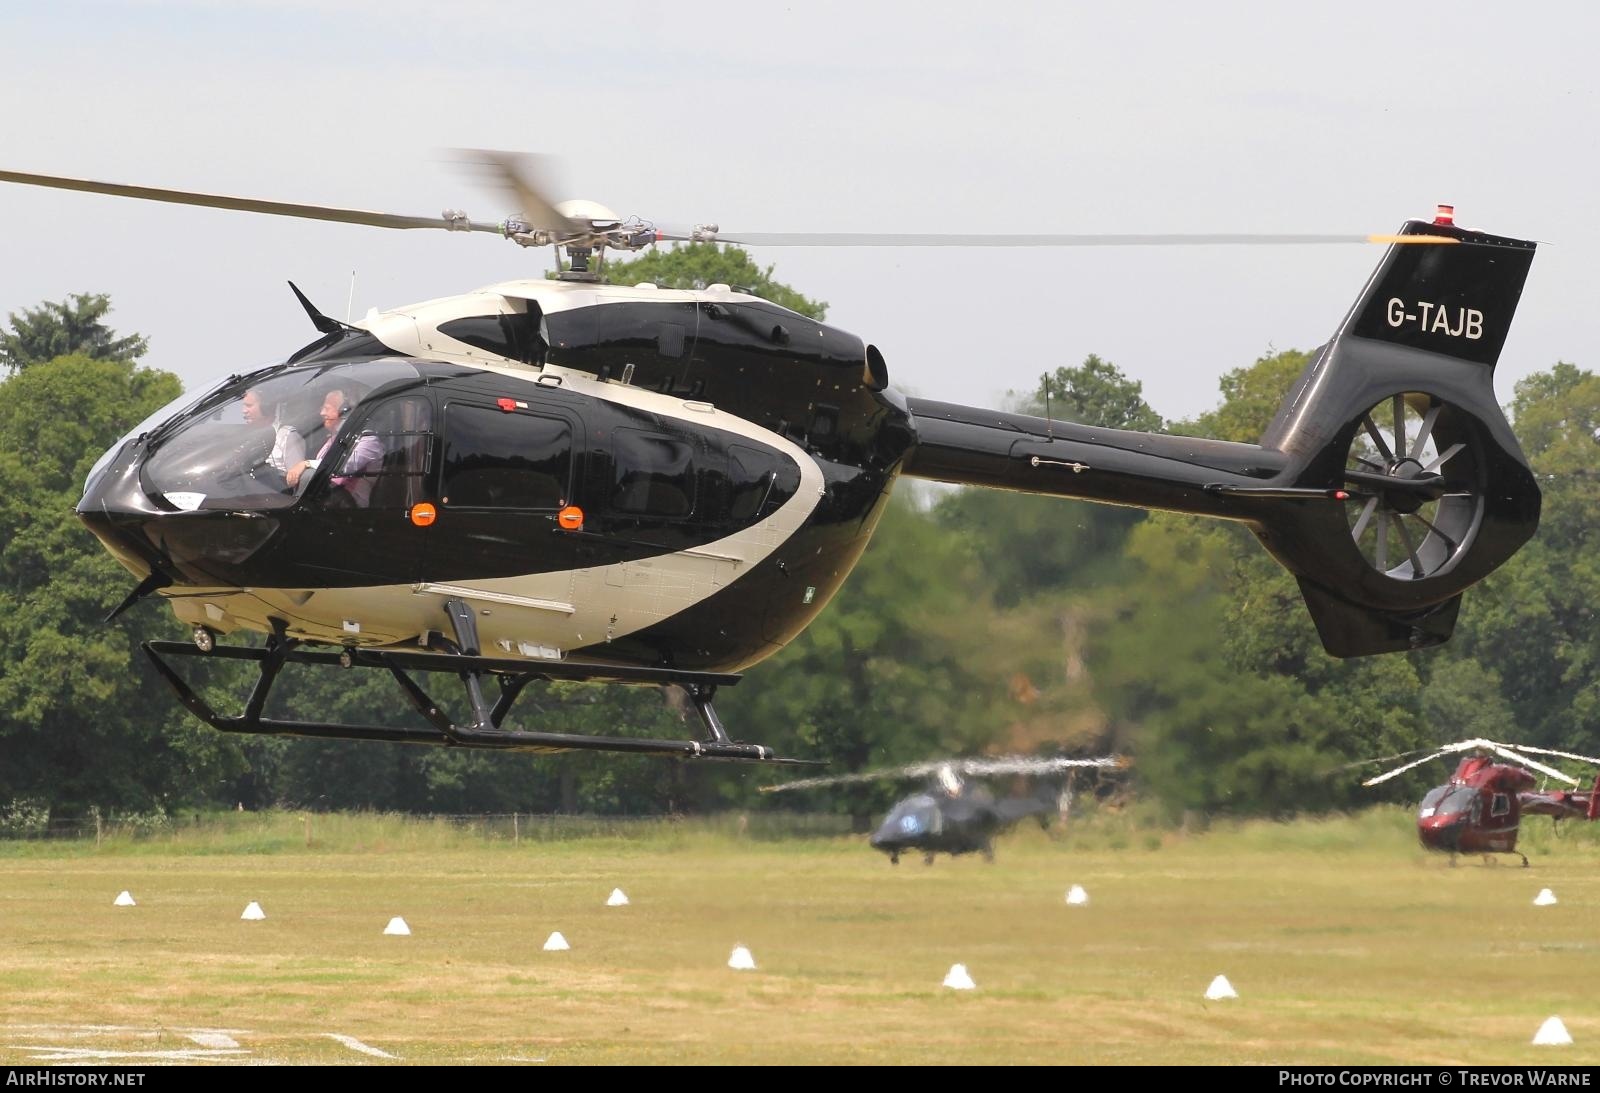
[1360,738,1584,787]
[761,754,1123,793]
[1361,738,1499,785]
[450,149,583,236]
[706,232,1458,248]
[0,168,506,234]
[1362,748,1456,786]
[1477,742,1579,785]
[945,755,1125,778]
[1497,742,1600,768]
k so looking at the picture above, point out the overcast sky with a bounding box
[2,1,1595,426]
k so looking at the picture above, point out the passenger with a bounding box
[285,389,384,506]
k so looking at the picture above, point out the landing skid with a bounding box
[143,604,816,764]
[1445,850,1529,868]
[1483,852,1531,868]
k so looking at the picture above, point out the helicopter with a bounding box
[761,755,1125,865]
[0,154,1544,764]
[1359,739,1600,866]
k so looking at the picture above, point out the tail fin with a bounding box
[1250,215,1539,655]
[902,211,1540,657]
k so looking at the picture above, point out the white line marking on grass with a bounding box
[6,1024,252,1036]
[326,1033,398,1059]
[12,1046,249,1061]
[187,1032,241,1048]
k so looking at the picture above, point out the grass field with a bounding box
[1,807,1598,1066]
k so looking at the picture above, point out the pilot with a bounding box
[286,389,384,506]
[241,386,306,491]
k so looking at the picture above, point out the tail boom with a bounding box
[900,217,1541,657]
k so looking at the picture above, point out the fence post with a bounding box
[513,813,520,844]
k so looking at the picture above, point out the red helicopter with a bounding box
[1361,739,1600,865]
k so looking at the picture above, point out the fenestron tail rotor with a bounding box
[1342,393,1482,581]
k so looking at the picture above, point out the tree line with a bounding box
[1,265,1594,828]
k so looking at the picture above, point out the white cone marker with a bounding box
[113,891,136,907]
[728,945,756,970]
[1533,1016,1573,1045]
[241,901,266,921]
[383,916,411,936]
[1205,974,1238,1000]
[943,963,976,990]
[1066,884,1089,905]
[543,931,570,951]
[606,888,629,907]
[1534,888,1558,906]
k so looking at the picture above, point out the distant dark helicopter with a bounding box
[763,755,1124,864]
[1360,739,1600,866]
[0,153,1544,764]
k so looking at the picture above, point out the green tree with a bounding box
[1080,348,1440,817]
[0,351,245,814]
[0,293,148,372]
[939,354,1162,606]
[597,242,827,319]
[721,496,1005,827]
[1028,353,1164,432]
[1443,362,1600,753]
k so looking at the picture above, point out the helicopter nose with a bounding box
[77,443,280,586]
[1417,814,1464,853]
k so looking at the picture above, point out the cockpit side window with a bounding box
[307,395,433,511]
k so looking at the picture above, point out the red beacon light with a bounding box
[1433,204,1455,226]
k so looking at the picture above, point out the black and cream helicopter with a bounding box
[0,155,1543,763]
[761,755,1126,864]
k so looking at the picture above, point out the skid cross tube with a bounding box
[141,639,816,763]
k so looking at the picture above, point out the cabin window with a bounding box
[1491,793,1510,817]
[442,405,571,510]
[611,428,695,517]
[333,395,434,510]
